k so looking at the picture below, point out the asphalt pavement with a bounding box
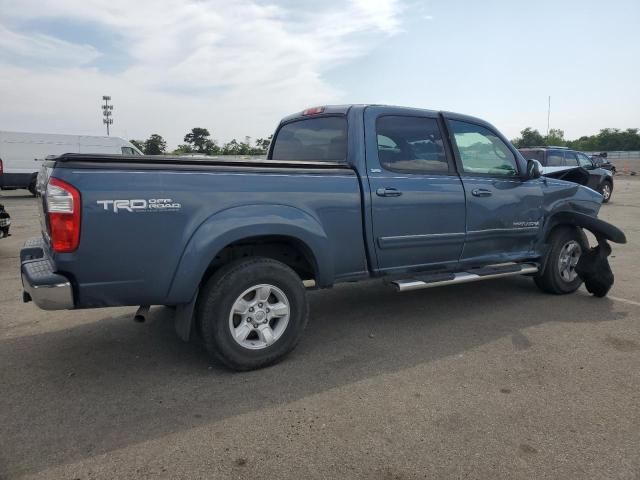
[1,179,638,479]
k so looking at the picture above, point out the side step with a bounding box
[391,263,539,292]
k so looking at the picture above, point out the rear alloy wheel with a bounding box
[601,181,612,203]
[535,226,588,294]
[228,284,291,350]
[198,257,309,371]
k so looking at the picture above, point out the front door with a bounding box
[365,107,466,274]
[446,118,544,264]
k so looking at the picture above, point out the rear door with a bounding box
[445,118,543,264]
[364,107,466,274]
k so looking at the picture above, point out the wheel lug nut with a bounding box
[249,307,254,312]
[266,308,270,313]
[247,317,252,321]
[258,303,263,308]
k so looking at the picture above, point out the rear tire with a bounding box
[197,257,309,371]
[535,226,588,295]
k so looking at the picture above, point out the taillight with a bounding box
[46,178,81,253]
[0,158,3,175]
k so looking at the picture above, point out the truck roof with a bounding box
[280,104,493,129]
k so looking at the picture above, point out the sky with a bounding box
[0,0,639,149]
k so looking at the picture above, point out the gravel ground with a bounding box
[1,178,638,479]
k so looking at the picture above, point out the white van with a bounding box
[0,131,142,194]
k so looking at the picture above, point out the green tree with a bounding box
[255,134,273,153]
[173,144,194,155]
[184,128,216,154]
[222,139,242,155]
[143,134,167,155]
[511,127,544,148]
[544,129,566,147]
[129,139,144,151]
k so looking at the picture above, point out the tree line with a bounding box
[130,128,273,156]
[511,127,640,151]
[132,125,640,156]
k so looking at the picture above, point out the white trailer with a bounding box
[0,131,142,194]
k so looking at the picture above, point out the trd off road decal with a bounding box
[96,198,181,213]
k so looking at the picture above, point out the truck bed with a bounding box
[45,154,368,308]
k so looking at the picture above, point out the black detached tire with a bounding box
[534,226,588,295]
[197,257,309,371]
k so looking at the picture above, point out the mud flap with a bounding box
[174,289,198,342]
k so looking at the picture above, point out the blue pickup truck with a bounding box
[20,105,625,370]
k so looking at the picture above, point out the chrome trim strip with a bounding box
[378,232,465,249]
[467,227,540,234]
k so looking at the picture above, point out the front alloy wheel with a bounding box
[601,182,612,203]
[534,226,588,295]
[557,240,582,283]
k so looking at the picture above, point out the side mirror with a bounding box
[526,159,542,179]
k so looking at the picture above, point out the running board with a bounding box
[391,263,539,292]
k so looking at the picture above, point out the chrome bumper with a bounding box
[21,237,74,310]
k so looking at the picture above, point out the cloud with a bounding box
[0,0,404,147]
[0,24,99,67]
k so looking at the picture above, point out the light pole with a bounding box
[102,96,114,136]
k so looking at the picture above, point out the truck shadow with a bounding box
[0,277,627,477]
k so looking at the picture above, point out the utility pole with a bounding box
[547,95,551,136]
[102,96,114,136]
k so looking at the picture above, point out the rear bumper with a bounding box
[21,237,74,310]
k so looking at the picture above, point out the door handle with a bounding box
[471,188,492,197]
[376,187,402,197]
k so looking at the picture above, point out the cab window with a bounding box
[271,117,347,162]
[121,147,141,155]
[449,120,518,176]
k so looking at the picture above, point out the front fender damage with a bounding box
[564,212,627,298]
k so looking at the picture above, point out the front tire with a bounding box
[28,176,38,196]
[197,257,309,371]
[535,226,588,294]
[600,180,612,203]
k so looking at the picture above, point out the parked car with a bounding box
[0,131,142,195]
[518,147,614,202]
[0,203,10,239]
[20,105,625,370]
[590,153,617,174]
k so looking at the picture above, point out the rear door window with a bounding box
[376,116,449,173]
[271,117,347,162]
[547,151,564,166]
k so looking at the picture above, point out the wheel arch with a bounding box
[166,204,334,304]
